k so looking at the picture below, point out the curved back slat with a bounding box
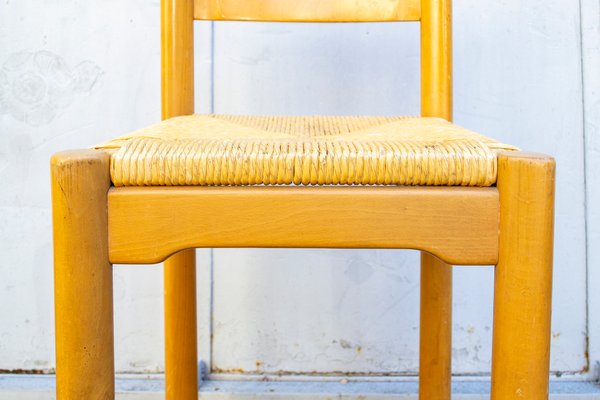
[193,0,420,22]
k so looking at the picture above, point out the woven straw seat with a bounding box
[95,114,517,187]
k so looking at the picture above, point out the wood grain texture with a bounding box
[108,186,499,266]
[161,0,198,398]
[194,0,420,22]
[491,152,555,399]
[419,253,452,400]
[51,150,114,400]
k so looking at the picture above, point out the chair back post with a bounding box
[421,0,452,121]
[418,3,453,399]
[162,0,195,118]
[161,3,199,400]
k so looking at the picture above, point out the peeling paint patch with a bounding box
[344,257,375,284]
[338,339,362,354]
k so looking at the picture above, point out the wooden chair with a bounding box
[51,0,555,399]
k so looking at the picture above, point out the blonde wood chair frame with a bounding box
[51,0,555,399]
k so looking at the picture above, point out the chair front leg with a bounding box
[491,152,555,399]
[419,252,452,400]
[52,150,115,400]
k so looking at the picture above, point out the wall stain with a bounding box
[0,368,54,374]
[0,50,103,126]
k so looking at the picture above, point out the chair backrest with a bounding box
[193,0,421,22]
[161,0,451,121]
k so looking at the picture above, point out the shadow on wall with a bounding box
[0,50,103,126]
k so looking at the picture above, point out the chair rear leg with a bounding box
[491,152,555,399]
[419,252,452,400]
[52,150,114,400]
[165,249,198,400]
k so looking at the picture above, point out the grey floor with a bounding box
[1,374,600,399]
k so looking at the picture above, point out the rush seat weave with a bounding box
[95,114,517,187]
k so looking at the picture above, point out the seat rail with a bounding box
[108,185,499,265]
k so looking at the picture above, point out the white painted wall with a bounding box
[581,0,600,381]
[0,0,596,380]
